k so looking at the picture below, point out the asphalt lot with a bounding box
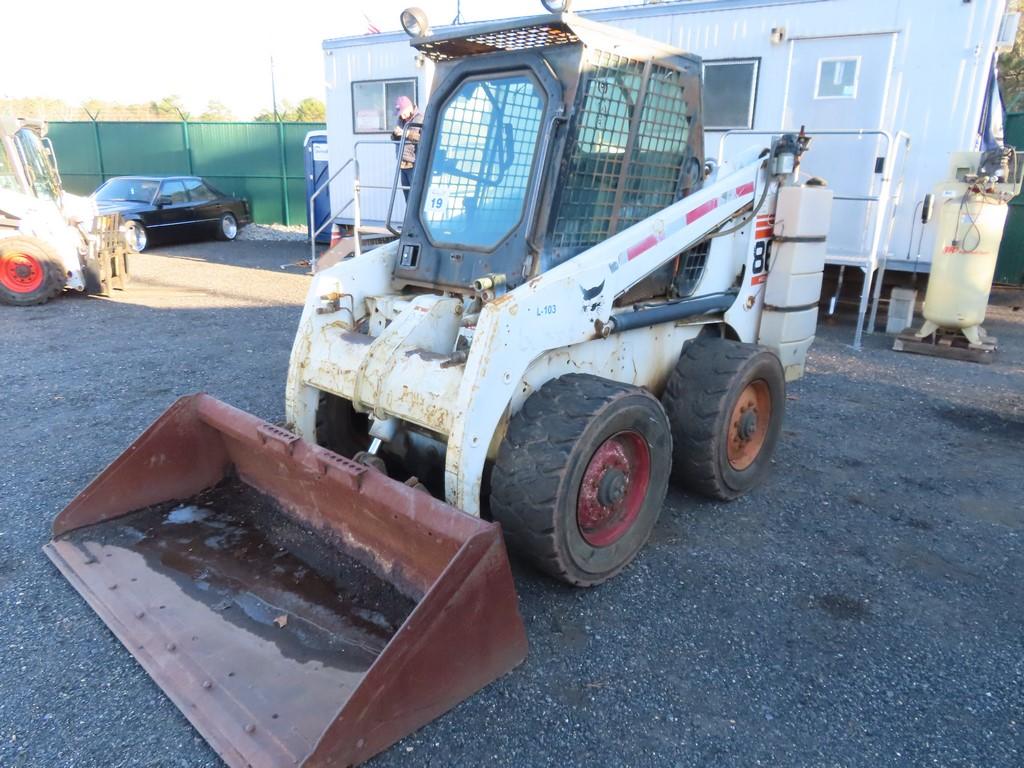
[2,239,1022,767]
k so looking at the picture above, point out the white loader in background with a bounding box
[46,10,833,768]
[0,115,129,305]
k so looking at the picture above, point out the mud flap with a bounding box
[44,394,527,767]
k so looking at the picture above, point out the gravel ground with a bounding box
[1,240,1022,768]
[236,223,309,242]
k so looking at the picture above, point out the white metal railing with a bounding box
[717,129,911,350]
[307,124,419,270]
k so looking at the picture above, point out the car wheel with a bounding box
[216,213,238,241]
[126,221,148,252]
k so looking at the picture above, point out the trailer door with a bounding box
[782,33,898,260]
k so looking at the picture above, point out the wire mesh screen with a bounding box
[619,65,691,230]
[674,240,710,297]
[421,75,544,249]
[417,23,579,62]
[550,51,644,249]
[550,54,693,250]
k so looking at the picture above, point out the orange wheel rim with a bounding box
[727,379,771,471]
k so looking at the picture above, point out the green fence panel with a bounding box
[46,120,325,226]
[190,123,279,176]
[996,112,1024,285]
[99,122,189,176]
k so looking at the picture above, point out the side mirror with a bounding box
[156,195,172,207]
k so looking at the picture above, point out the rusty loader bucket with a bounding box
[44,394,527,767]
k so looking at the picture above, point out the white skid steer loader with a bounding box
[286,12,833,585]
[46,11,832,768]
[1,116,130,305]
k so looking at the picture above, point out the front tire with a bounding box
[491,374,672,587]
[315,392,370,458]
[0,236,66,306]
[661,337,786,501]
[216,212,238,241]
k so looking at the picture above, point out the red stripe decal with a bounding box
[686,199,719,225]
[627,234,659,261]
[736,182,756,196]
[751,274,768,286]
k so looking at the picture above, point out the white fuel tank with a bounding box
[758,183,833,381]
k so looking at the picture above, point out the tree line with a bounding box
[1000,5,1024,113]
[0,95,326,122]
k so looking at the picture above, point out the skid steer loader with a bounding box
[46,10,832,767]
[0,116,130,305]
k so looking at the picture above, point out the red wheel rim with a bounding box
[577,430,651,547]
[727,379,771,471]
[0,251,44,294]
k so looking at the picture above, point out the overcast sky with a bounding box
[1,0,636,119]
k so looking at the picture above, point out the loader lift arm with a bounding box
[445,154,770,511]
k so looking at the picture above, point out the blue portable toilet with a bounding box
[304,131,331,244]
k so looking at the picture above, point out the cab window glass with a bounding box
[13,128,59,201]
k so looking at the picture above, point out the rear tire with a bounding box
[216,213,238,241]
[661,336,786,500]
[490,374,672,587]
[0,236,66,306]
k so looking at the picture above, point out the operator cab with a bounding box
[394,13,704,298]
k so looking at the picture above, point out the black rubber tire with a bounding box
[315,392,370,458]
[0,235,66,306]
[490,374,672,587]
[215,212,238,241]
[661,336,786,501]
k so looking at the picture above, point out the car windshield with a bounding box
[95,178,159,204]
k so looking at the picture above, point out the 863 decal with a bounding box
[750,214,774,286]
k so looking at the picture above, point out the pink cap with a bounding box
[394,96,414,113]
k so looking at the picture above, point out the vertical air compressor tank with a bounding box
[897,150,1022,359]
[919,187,1009,344]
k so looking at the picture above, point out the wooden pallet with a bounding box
[893,329,997,364]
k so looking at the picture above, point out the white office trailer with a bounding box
[320,0,1018,341]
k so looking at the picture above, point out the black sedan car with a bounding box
[92,176,251,252]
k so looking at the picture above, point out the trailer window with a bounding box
[352,79,418,133]
[816,58,860,99]
[420,74,544,251]
[703,59,759,130]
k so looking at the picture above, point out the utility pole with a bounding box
[271,55,280,122]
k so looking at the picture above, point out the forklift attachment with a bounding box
[44,394,527,767]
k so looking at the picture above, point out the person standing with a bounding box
[392,96,423,200]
